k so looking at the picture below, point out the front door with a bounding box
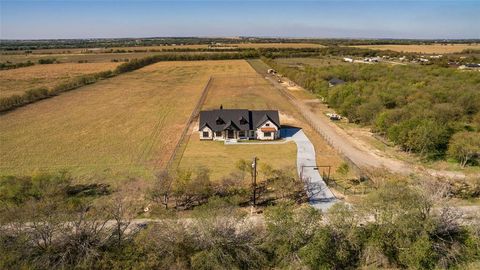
[227,130,235,139]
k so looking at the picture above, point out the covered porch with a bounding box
[214,129,251,140]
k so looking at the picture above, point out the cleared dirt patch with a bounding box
[0,60,249,180]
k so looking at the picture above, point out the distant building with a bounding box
[199,108,281,141]
[343,57,353,63]
[458,64,480,70]
[328,78,346,87]
[364,57,382,63]
[267,69,277,74]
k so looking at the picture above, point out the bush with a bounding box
[38,58,56,64]
[447,132,480,167]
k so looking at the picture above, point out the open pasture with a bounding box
[351,44,480,54]
[0,62,120,97]
[0,60,248,180]
[274,57,348,68]
[0,51,224,64]
[0,42,324,56]
[0,52,158,64]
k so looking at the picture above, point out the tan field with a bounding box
[0,51,227,64]
[0,62,120,97]
[0,60,249,180]
[0,42,324,55]
[352,44,480,54]
[179,60,345,181]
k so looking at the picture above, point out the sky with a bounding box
[0,0,479,40]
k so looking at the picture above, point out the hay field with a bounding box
[0,43,324,55]
[0,51,224,64]
[274,57,348,68]
[0,62,120,97]
[179,60,345,181]
[352,44,480,54]
[0,60,248,180]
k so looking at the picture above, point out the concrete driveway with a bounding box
[282,128,337,211]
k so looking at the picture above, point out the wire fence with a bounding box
[265,73,364,175]
[164,76,213,171]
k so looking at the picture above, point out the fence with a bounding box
[262,72,364,176]
[164,76,213,170]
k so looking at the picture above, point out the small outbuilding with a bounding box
[328,78,346,87]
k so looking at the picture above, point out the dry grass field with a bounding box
[0,62,120,97]
[274,57,348,68]
[352,44,480,54]
[179,60,346,181]
[0,60,248,180]
[0,52,156,64]
[0,51,227,64]
[180,135,297,181]
[0,42,324,55]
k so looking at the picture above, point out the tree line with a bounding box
[265,58,480,165]
[0,170,479,269]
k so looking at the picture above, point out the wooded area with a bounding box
[266,58,480,164]
[0,172,479,269]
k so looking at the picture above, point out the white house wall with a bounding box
[256,120,279,140]
[200,126,213,140]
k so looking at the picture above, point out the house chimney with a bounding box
[220,104,223,110]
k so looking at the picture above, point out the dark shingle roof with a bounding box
[328,77,346,86]
[199,109,280,132]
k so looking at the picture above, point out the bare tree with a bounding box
[148,170,173,209]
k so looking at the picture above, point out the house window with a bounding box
[216,117,224,125]
[265,123,270,127]
[264,132,272,137]
[240,117,248,125]
[239,131,245,137]
[202,131,209,138]
[215,131,222,137]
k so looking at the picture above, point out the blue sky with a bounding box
[1,0,479,39]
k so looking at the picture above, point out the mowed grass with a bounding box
[180,138,297,181]
[179,59,346,181]
[351,44,480,54]
[0,62,120,97]
[0,60,249,180]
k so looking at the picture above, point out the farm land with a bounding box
[179,60,346,181]
[0,62,120,97]
[0,43,324,64]
[0,60,252,181]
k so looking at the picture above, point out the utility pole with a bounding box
[251,156,257,207]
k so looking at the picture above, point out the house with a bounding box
[199,109,281,141]
[328,78,346,87]
[343,57,353,63]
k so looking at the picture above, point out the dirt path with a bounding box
[260,71,470,180]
